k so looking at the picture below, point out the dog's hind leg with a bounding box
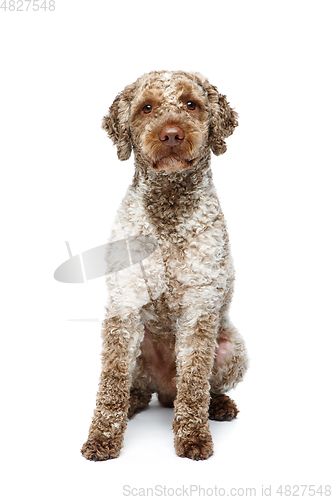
[128,387,153,418]
[127,353,155,418]
[209,318,248,420]
[209,393,239,421]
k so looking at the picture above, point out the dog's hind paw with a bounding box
[81,437,122,461]
[209,393,239,421]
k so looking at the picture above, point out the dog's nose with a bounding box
[159,125,184,146]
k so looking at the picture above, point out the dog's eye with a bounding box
[186,101,196,111]
[142,104,152,114]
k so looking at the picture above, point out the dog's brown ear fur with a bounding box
[195,75,238,156]
[102,83,136,161]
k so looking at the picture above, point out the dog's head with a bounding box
[102,70,238,172]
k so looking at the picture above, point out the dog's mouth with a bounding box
[151,153,196,173]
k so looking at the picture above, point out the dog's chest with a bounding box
[161,225,227,291]
[139,244,225,340]
[109,179,229,322]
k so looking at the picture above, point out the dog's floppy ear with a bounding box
[196,76,238,156]
[102,83,136,161]
[209,89,238,155]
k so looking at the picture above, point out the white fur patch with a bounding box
[161,71,172,81]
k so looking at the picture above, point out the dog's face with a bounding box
[103,71,238,173]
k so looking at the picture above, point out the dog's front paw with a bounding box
[81,436,122,461]
[174,432,214,461]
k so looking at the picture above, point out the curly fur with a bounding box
[81,70,248,461]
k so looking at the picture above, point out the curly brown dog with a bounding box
[81,70,248,461]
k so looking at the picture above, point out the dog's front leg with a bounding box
[173,308,219,460]
[81,312,144,461]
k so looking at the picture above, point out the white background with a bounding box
[1,1,332,499]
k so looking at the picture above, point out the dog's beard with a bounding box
[152,153,194,173]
